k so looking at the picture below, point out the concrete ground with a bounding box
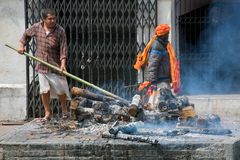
[0,121,26,141]
[0,118,239,159]
[0,94,240,159]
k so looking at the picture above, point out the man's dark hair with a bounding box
[41,9,56,19]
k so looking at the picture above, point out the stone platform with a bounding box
[0,119,240,160]
[0,84,26,121]
[1,94,240,159]
[188,94,240,119]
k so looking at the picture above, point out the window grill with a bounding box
[24,0,157,118]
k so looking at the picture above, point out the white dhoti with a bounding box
[38,72,71,100]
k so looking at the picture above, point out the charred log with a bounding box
[71,87,115,102]
[102,130,159,144]
[71,87,129,106]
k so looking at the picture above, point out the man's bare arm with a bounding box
[18,42,25,55]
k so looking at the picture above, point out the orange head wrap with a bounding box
[155,24,170,36]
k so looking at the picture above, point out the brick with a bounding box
[7,158,39,160]
[0,147,3,160]
[111,144,129,150]
[109,157,127,160]
[27,144,64,150]
[94,148,106,156]
[111,150,127,157]
[65,150,93,157]
[46,150,65,156]
[140,157,159,160]
[4,149,64,158]
[144,150,159,156]
[93,157,105,160]
[128,150,145,156]
[70,157,94,160]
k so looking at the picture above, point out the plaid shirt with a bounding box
[20,22,68,73]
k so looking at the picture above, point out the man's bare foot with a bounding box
[35,116,51,123]
[62,112,69,120]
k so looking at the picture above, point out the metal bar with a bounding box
[24,0,29,120]
[5,44,129,106]
[90,0,93,84]
[103,0,106,89]
[110,1,113,93]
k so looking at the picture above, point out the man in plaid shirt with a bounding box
[18,8,70,121]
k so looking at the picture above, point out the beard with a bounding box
[48,23,56,29]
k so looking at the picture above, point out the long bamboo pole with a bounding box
[5,44,129,105]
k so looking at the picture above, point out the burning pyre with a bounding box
[36,86,232,144]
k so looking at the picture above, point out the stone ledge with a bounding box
[188,95,240,119]
[0,84,26,97]
[0,121,239,159]
[0,84,26,121]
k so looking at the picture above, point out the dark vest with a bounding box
[144,35,171,83]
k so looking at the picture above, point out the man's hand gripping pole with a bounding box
[5,44,130,106]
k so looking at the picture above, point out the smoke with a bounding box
[183,2,240,94]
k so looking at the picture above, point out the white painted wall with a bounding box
[0,0,26,120]
[157,0,173,42]
[0,84,26,120]
[0,0,25,84]
[189,95,240,121]
[157,0,172,25]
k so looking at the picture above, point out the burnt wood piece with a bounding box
[115,132,159,144]
[71,87,115,102]
[176,126,232,135]
[109,121,143,135]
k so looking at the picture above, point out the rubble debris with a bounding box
[179,105,196,121]
[38,119,78,132]
[177,114,222,128]
[106,121,231,144]
[186,127,232,135]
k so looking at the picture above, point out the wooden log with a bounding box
[71,87,115,101]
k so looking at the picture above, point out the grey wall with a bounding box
[0,0,25,84]
[0,0,26,120]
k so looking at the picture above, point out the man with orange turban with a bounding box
[132,24,180,111]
